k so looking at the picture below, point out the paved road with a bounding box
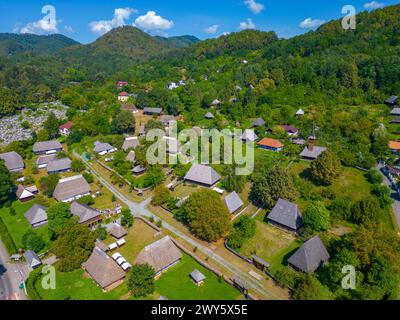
[377,163,400,230]
[0,241,27,300]
[80,154,280,300]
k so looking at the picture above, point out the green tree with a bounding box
[47,202,72,238]
[52,222,96,272]
[43,112,60,139]
[9,206,16,216]
[310,150,342,185]
[22,230,46,252]
[292,274,333,300]
[351,197,382,225]
[182,189,230,242]
[0,160,13,206]
[95,225,107,240]
[128,264,155,298]
[151,185,170,206]
[39,174,60,197]
[71,159,85,172]
[222,166,247,193]
[250,166,297,209]
[303,201,330,232]
[111,110,135,134]
[328,197,352,221]
[370,184,392,208]
[121,209,133,227]
[227,216,256,249]
[366,169,383,184]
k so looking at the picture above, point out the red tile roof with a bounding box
[59,121,74,130]
[119,92,129,96]
[257,138,284,149]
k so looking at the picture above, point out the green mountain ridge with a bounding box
[0,33,79,56]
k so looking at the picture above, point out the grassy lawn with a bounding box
[0,200,51,251]
[107,219,163,264]
[155,253,241,300]
[171,183,200,198]
[35,268,130,300]
[238,221,301,273]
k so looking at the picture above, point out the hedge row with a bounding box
[0,216,17,254]
[25,267,43,300]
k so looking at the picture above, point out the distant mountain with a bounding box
[0,33,79,56]
[155,35,200,48]
[55,26,201,76]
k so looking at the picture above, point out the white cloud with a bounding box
[299,18,325,29]
[134,11,174,31]
[89,7,136,35]
[19,17,58,35]
[204,25,219,34]
[244,0,265,14]
[364,1,385,9]
[239,18,256,30]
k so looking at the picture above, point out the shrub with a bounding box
[128,264,155,297]
[22,230,46,252]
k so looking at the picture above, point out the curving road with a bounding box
[0,241,27,300]
[79,153,280,300]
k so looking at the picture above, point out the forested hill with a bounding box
[1,4,400,118]
[154,35,200,48]
[0,33,79,56]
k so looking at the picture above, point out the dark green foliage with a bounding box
[71,159,85,172]
[143,165,164,188]
[310,150,342,186]
[94,225,107,241]
[77,195,95,206]
[221,166,247,193]
[43,112,60,139]
[370,184,392,208]
[39,174,59,197]
[47,202,72,238]
[227,216,256,250]
[0,33,78,56]
[22,230,46,252]
[151,185,170,206]
[52,222,96,272]
[328,197,352,221]
[111,110,135,134]
[181,189,231,242]
[275,266,298,289]
[127,264,155,297]
[292,274,333,300]
[0,216,17,254]
[25,267,43,300]
[121,209,133,227]
[0,160,14,206]
[83,172,94,184]
[366,169,383,185]
[351,197,382,225]
[9,206,16,216]
[303,201,330,232]
[250,166,297,209]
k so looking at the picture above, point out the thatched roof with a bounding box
[82,247,125,289]
[135,236,182,274]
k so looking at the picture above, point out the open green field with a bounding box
[238,221,301,273]
[155,253,241,300]
[0,200,51,251]
[35,268,131,300]
[35,252,240,300]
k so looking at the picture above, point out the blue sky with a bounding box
[0,0,399,43]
